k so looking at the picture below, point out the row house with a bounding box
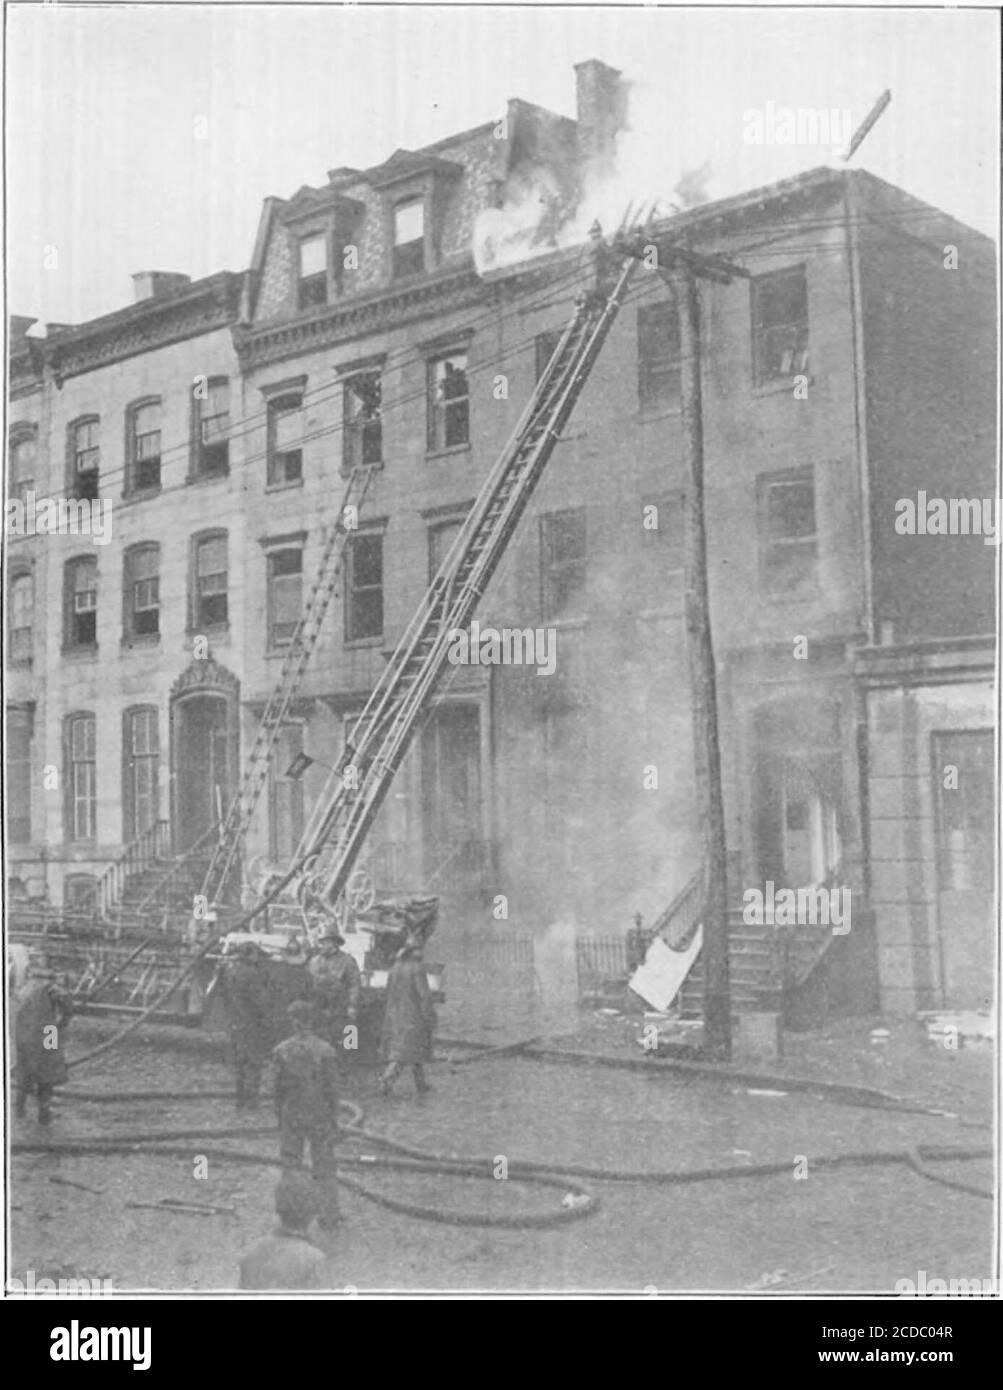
[5,59,995,1014]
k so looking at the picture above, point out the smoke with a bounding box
[474,79,721,275]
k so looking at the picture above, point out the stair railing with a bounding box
[97,820,170,920]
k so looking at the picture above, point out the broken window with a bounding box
[71,417,100,500]
[194,532,228,628]
[298,233,328,309]
[65,557,98,648]
[428,352,469,451]
[195,378,230,477]
[345,531,383,642]
[758,472,817,594]
[66,712,97,841]
[268,395,304,485]
[638,302,681,411]
[540,508,587,621]
[752,266,809,385]
[8,571,33,663]
[124,544,160,638]
[343,371,383,469]
[393,199,425,279]
[268,547,303,648]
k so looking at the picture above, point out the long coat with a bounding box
[16,979,72,1087]
[223,958,273,1061]
[380,956,436,1063]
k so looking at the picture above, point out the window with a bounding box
[71,417,100,500]
[535,330,563,383]
[540,508,587,621]
[66,712,97,841]
[269,724,305,863]
[298,233,328,309]
[759,473,818,594]
[343,372,383,470]
[345,532,383,642]
[638,303,681,411]
[64,557,98,648]
[123,544,160,638]
[752,266,809,385]
[9,430,36,504]
[65,875,98,914]
[268,395,304,485]
[129,399,162,492]
[193,532,228,628]
[8,572,33,662]
[123,706,159,840]
[194,379,230,477]
[428,353,469,451]
[933,730,994,894]
[6,706,32,843]
[393,199,425,279]
[267,548,303,648]
[428,518,463,584]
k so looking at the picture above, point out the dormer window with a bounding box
[393,199,425,279]
[298,233,328,309]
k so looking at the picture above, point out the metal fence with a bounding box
[574,934,629,997]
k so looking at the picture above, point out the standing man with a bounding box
[308,929,361,1063]
[273,1000,342,1229]
[222,941,271,1110]
[379,938,436,1097]
[238,1172,332,1290]
[15,954,73,1124]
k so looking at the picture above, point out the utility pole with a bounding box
[617,227,749,1061]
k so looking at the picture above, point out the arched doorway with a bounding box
[169,659,239,855]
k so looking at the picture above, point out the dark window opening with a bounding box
[393,200,425,279]
[428,353,469,451]
[298,234,328,309]
[72,418,100,500]
[196,379,230,477]
[638,302,681,411]
[6,707,32,843]
[346,532,383,642]
[752,266,809,384]
[65,558,98,648]
[344,372,383,469]
[268,396,304,485]
[268,548,303,648]
[131,401,162,492]
[541,508,587,621]
[125,545,160,638]
[194,533,228,628]
[759,474,817,594]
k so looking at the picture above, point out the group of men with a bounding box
[230,926,439,1282]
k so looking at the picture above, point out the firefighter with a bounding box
[238,1172,331,1290]
[308,929,361,1061]
[379,938,436,1097]
[222,941,271,1110]
[15,954,73,1124]
[273,1000,342,1228]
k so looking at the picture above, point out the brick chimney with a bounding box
[131,271,192,303]
[574,58,627,185]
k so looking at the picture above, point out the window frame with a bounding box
[344,528,385,645]
[266,545,304,650]
[8,424,38,504]
[751,265,810,388]
[342,370,383,472]
[297,232,330,310]
[756,469,819,597]
[191,529,229,631]
[64,556,99,650]
[65,711,97,843]
[126,397,163,495]
[123,542,161,641]
[6,704,33,843]
[637,302,682,413]
[68,414,101,501]
[192,377,231,479]
[8,568,34,663]
[267,393,305,487]
[427,351,470,454]
[392,197,426,280]
[122,704,160,842]
[540,507,588,624]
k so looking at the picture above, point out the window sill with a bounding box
[751,375,814,399]
[121,633,161,650]
[121,486,163,503]
[265,479,305,494]
[61,644,99,660]
[187,471,230,488]
[186,623,231,640]
[340,460,384,477]
[344,635,385,650]
[426,443,471,462]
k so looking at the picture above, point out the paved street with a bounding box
[11,1000,994,1294]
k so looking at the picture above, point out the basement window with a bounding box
[752,266,809,385]
[393,199,425,279]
